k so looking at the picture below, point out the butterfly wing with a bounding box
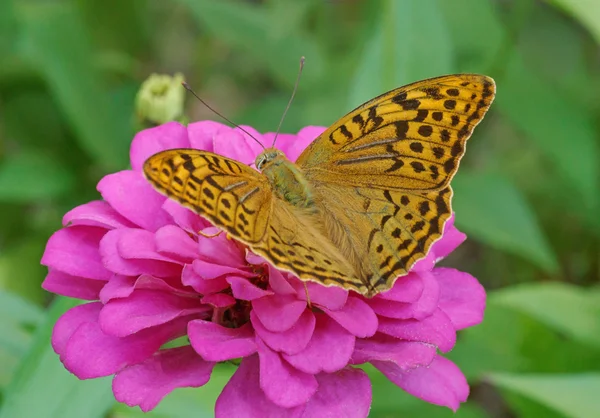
[296,74,495,191]
[144,149,365,292]
[312,183,453,295]
[144,149,272,243]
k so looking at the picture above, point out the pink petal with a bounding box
[376,272,423,303]
[99,289,209,337]
[201,292,236,308]
[228,276,274,300]
[181,264,229,294]
[252,294,307,332]
[99,274,194,304]
[289,278,348,311]
[154,225,199,263]
[378,309,456,352]
[58,310,189,379]
[288,126,327,162]
[193,258,252,280]
[97,170,172,232]
[323,296,377,338]
[116,228,182,263]
[302,368,372,418]
[162,199,209,234]
[52,302,102,356]
[369,272,439,320]
[251,310,315,355]
[267,266,296,295]
[283,314,354,374]
[188,320,257,362]
[187,120,229,152]
[434,268,486,330]
[62,200,136,229]
[215,355,305,418]
[113,346,214,412]
[129,121,190,172]
[197,231,246,266]
[99,229,182,278]
[42,270,105,300]
[257,339,318,408]
[352,334,436,368]
[41,226,111,281]
[213,127,263,166]
[430,215,466,261]
[374,356,469,412]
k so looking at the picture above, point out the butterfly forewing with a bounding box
[297,74,495,191]
[143,149,272,243]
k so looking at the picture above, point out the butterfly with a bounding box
[143,74,495,297]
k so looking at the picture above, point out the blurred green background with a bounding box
[0,0,599,417]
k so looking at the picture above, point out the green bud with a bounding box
[136,73,186,125]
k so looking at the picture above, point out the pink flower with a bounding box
[42,121,486,417]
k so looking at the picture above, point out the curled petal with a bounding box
[257,339,318,408]
[59,312,189,379]
[42,226,110,281]
[188,320,257,362]
[192,258,252,280]
[181,264,229,294]
[374,356,468,412]
[113,346,214,412]
[162,199,209,235]
[323,297,378,338]
[154,225,199,263]
[42,270,105,300]
[252,310,315,355]
[97,171,172,232]
[434,268,486,330]
[99,274,194,304]
[283,314,354,374]
[215,355,305,418]
[374,273,423,303]
[252,294,306,332]
[197,232,246,266]
[369,272,439,320]
[99,289,209,337]
[228,276,274,300]
[289,279,348,311]
[302,368,372,418]
[99,229,181,278]
[378,309,456,352]
[352,334,436,368]
[62,200,136,229]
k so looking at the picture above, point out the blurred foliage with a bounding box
[0,0,599,417]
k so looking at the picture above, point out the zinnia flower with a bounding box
[41,121,486,417]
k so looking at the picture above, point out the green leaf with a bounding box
[0,289,44,327]
[489,372,600,418]
[349,0,454,107]
[19,2,132,170]
[497,53,599,211]
[0,151,75,202]
[490,282,600,349]
[546,0,600,44]
[176,0,324,87]
[0,297,115,418]
[453,170,558,272]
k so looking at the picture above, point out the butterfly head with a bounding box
[255,147,286,171]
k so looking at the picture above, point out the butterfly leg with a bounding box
[198,229,223,238]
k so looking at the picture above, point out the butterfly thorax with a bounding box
[256,147,314,208]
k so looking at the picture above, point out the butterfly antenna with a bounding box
[272,56,305,147]
[181,82,265,150]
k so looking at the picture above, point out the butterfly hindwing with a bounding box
[144,149,272,243]
[313,183,453,295]
[297,74,495,191]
